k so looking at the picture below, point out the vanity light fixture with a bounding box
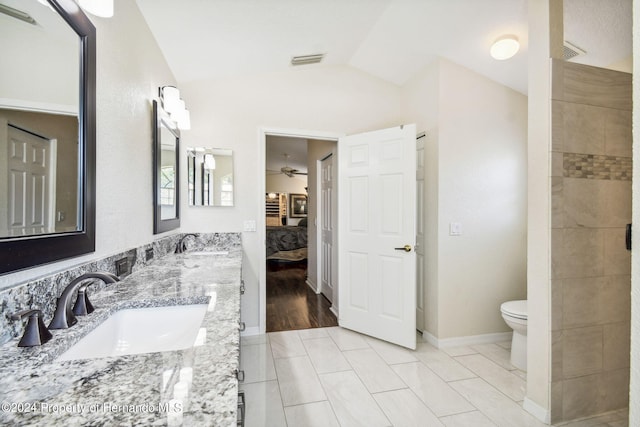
[159,86,191,130]
[161,86,181,115]
[173,100,191,130]
[204,154,216,170]
[490,35,520,60]
[78,0,114,18]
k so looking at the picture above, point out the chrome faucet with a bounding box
[175,233,199,253]
[48,272,120,330]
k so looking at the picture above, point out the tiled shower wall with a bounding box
[550,60,632,422]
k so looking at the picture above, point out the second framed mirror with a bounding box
[187,148,233,207]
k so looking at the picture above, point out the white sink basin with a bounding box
[58,304,207,361]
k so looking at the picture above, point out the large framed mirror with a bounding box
[187,148,234,206]
[152,100,180,234]
[0,0,96,275]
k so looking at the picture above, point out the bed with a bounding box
[266,225,307,260]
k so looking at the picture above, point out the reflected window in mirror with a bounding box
[187,148,233,207]
[0,0,96,275]
[153,101,180,233]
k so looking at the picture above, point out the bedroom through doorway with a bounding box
[265,135,338,332]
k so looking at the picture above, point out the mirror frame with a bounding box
[152,100,180,234]
[0,0,96,275]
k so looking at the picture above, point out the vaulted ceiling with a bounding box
[136,0,631,96]
[134,0,632,174]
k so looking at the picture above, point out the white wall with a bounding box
[265,174,307,196]
[180,65,405,329]
[404,58,528,341]
[0,0,177,288]
[438,59,528,338]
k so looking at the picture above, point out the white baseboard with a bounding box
[305,278,318,293]
[421,330,513,348]
[330,306,338,318]
[523,397,551,424]
[240,326,261,337]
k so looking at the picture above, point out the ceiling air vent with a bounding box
[563,41,586,61]
[291,54,325,66]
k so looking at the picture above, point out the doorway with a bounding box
[262,130,339,333]
[259,125,418,348]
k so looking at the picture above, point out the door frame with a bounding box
[258,127,342,334]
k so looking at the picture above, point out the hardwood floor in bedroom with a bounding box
[266,260,338,332]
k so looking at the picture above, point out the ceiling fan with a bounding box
[270,153,307,178]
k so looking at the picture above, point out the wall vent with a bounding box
[291,54,325,66]
[563,41,586,61]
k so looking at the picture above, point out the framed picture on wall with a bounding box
[289,193,308,218]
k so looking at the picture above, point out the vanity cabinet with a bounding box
[237,278,246,426]
[0,236,244,426]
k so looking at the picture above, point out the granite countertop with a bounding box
[0,245,242,426]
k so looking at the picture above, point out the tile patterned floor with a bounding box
[239,327,629,427]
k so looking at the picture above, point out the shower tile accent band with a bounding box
[563,152,632,181]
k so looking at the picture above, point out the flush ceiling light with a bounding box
[490,35,520,60]
[78,0,114,18]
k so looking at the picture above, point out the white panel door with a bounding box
[7,126,55,236]
[338,125,417,349]
[416,134,426,331]
[321,153,336,304]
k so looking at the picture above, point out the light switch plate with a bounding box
[449,222,462,236]
[243,220,256,232]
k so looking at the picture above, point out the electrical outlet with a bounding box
[145,248,154,261]
[115,257,130,276]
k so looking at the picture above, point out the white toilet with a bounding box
[500,300,527,371]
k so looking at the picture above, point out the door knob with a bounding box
[394,245,412,252]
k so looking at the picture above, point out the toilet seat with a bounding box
[501,300,527,320]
